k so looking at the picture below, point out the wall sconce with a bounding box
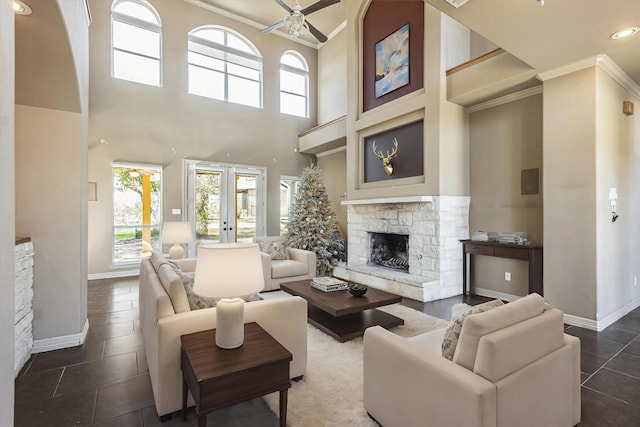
[609,187,619,222]
[623,101,634,116]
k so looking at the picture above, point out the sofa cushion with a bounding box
[271,260,309,279]
[453,293,546,371]
[441,299,504,360]
[150,251,170,271]
[157,264,191,313]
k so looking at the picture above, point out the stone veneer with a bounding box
[15,241,34,376]
[334,196,470,302]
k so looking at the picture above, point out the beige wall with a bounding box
[543,68,598,320]
[317,150,348,240]
[469,93,543,296]
[0,1,16,423]
[318,27,347,124]
[15,105,87,340]
[595,67,640,320]
[87,0,316,274]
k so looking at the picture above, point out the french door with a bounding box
[185,160,265,255]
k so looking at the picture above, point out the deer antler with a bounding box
[372,138,399,175]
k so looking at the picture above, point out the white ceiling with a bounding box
[200,0,640,86]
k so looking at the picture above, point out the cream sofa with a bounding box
[253,236,316,291]
[363,293,581,427]
[139,252,308,418]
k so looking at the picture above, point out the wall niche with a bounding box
[362,0,424,112]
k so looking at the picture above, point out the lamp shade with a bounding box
[161,222,193,244]
[193,243,265,298]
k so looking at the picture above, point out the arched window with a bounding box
[280,51,309,118]
[188,26,263,108]
[111,0,162,86]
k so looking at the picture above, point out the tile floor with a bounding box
[13,277,640,426]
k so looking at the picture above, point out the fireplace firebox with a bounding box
[369,232,409,271]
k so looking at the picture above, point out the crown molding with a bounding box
[184,0,318,49]
[537,55,640,99]
[467,85,543,113]
[596,54,640,99]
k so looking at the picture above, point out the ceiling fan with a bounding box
[260,0,340,43]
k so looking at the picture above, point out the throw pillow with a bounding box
[259,241,290,260]
[441,299,504,360]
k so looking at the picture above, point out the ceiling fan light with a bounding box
[610,27,640,40]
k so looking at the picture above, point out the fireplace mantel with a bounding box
[341,196,433,205]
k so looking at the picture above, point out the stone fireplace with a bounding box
[334,196,470,302]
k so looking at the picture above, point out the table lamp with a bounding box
[161,221,193,259]
[193,243,265,349]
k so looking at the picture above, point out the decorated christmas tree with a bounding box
[285,164,345,275]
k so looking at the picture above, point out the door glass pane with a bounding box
[235,174,257,243]
[112,165,161,264]
[195,171,222,245]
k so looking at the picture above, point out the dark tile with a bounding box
[136,350,148,374]
[86,320,135,341]
[610,315,640,333]
[581,350,610,375]
[14,388,97,427]
[584,367,640,407]
[26,340,105,374]
[104,333,144,357]
[109,308,140,323]
[605,352,640,379]
[91,410,143,427]
[623,337,640,357]
[14,368,63,405]
[88,300,133,314]
[56,353,138,396]
[88,313,110,326]
[599,324,640,345]
[94,374,154,421]
[580,387,640,427]
[566,328,625,359]
[112,292,139,302]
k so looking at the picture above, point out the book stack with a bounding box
[311,277,349,292]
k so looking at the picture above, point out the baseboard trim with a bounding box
[476,288,640,332]
[593,298,640,331]
[88,269,139,280]
[32,319,89,353]
[473,287,520,302]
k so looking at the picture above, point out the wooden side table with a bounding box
[180,322,292,427]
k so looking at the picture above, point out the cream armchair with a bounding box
[363,293,581,427]
[253,236,316,291]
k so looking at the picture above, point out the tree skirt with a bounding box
[263,304,448,426]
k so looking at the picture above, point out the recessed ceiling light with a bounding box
[611,26,640,40]
[13,1,32,15]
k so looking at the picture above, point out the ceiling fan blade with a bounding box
[274,0,293,13]
[260,19,288,34]
[301,0,340,16]
[306,20,328,43]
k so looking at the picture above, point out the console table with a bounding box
[461,240,543,296]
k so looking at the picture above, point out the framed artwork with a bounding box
[375,23,410,98]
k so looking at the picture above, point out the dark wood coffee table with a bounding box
[281,280,403,342]
[180,322,292,427]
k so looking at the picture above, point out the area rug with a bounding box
[263,304,448,426]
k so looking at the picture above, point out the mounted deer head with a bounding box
[372,138,399,176]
